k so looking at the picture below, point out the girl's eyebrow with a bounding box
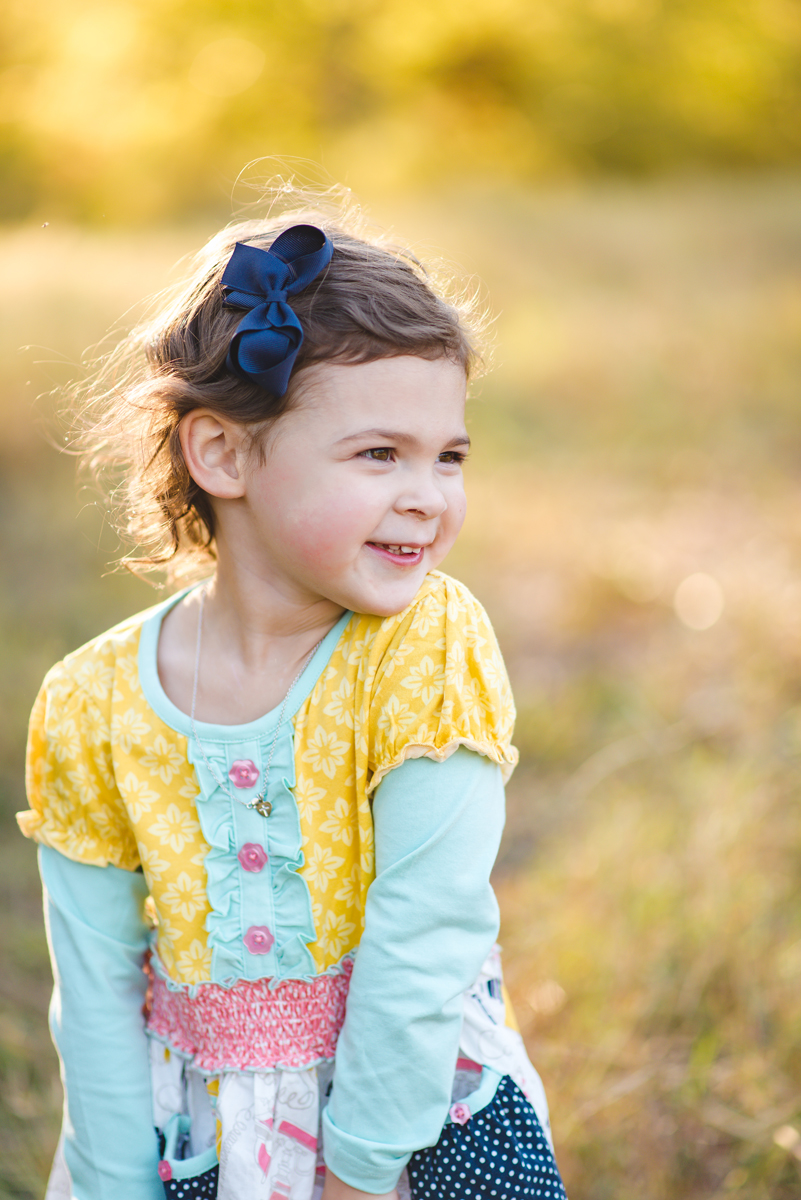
[335,428,471,449]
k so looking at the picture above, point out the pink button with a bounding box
[229,759,260,788]
[238,842,268,873]
[157,1161,172,1181]
[449,1102,472,1125]
[244,925,275,954]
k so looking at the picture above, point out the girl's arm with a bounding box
[39,845,163,1200]
[322,746,505,1196]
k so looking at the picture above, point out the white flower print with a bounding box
[294,776,327,821]
[140,735,185,784]
[118,772,161,822]
[177,775,201,801]
[93,747,116,791]
[49,718,80,763]
[79,705,110,748]
[74,659,115,701]
[161,872,207,922]
[445,591,469,622]
[316,911,356,960]
[480,653,507,695]
[376,695,417,739]
[379,643,414,677]
[311,664,339,707]
[445,640,467,688]
[462,622,488,655]
[137,842,171,882]
[89,804,123,841]
[44,778,73,824]
[305,844,345,892]
[319,797,354,846]
[359,825,374,875]
[64,815,97,860]
[147,803,201,854]
[323,676,355,729]
[460,677,494,725]
[345,632,377,668]
[412,721,437,746]
[301,726,349,779]
[110,708,152,755]
[65,762,100,805]
[176,939,213,983]
[400,657,445,705]
[411,600,446,639]
[116,654,142,694]
[334,865,361,908]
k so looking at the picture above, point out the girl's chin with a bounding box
[347,573,430,617]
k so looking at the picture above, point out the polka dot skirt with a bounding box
[408,1075,567,1200]
[160,1163,219,1198]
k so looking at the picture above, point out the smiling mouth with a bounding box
[366,542,427,564]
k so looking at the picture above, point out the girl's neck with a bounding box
[157,559,345,726]
[203,562,345,667]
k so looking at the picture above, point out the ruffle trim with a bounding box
[368,737,519,796]
[150,945,357,1000]
[185,728,319,988]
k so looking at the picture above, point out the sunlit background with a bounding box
[2,2,801,1197]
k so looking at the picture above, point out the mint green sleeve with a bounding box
[322,747,505,1193]
[39,845,163,1200]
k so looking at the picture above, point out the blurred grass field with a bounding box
[2,176,801,1198]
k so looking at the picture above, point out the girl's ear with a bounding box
[179,410,248,500]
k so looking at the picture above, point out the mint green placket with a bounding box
[187,722,317,985]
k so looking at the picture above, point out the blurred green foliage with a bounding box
[1,0,801,222]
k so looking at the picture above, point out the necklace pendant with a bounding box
[250,796,272,818]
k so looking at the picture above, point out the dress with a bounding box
[20,571,565,1200]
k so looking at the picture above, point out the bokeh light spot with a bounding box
[673,572,724,630]
[188,38,266,98]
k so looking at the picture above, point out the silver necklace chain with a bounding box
[189,587,322,818]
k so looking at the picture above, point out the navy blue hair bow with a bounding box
[220,224,334,396]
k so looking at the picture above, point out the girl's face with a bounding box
[236,355,469,617]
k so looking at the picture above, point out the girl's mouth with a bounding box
[366,542,425,566]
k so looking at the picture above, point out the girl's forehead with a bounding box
[293,355,467,422]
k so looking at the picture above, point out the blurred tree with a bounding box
[0,0,799,221]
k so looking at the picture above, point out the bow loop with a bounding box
[221,224,333,396]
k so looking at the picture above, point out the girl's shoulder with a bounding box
[20,602,165,869]
[311,571,519,791]
[343,570,500,659]
[36,598,168,714]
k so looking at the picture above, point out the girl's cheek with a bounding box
[287,506,367,566]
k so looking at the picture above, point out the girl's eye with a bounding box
[438,451,467,465]
[360,448,393,462]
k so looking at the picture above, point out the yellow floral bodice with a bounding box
[20,572,517,988]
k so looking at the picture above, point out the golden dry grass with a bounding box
[1,176,801,1197]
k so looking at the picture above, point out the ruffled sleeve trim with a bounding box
[368,737,518,795]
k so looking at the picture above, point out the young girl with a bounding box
[19,193,567,1200]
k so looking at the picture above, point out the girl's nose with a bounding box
[395,474,449,520]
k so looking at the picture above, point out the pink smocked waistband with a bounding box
[147,961,353,1072]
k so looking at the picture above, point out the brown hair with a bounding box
[74,187,486,583]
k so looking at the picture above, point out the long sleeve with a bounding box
[322,746,505,1193]
[39,845,163,1200]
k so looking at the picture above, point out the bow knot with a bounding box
[221,224,334,396]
